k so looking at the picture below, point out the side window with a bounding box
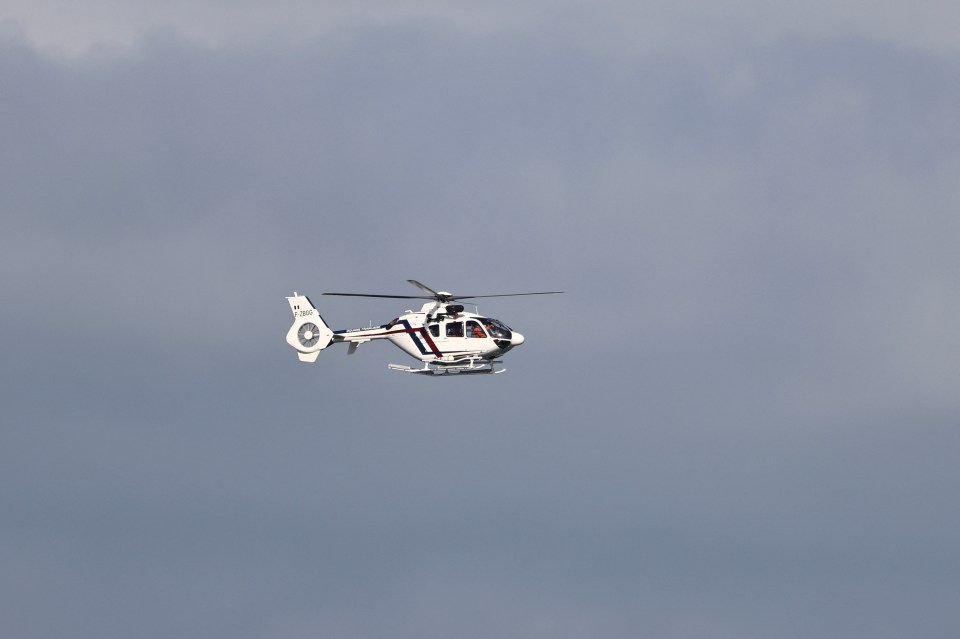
[466,321,486,338]
[428,324,440,338]
[446,322,463,337]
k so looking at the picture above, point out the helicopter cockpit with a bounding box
[478,318,512,340]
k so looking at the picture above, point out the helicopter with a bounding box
[285,280,562,375]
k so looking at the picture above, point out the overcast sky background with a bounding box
[2,2,959,638]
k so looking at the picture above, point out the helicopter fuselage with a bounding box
[332,302,524,365]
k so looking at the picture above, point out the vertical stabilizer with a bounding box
[285,293,334,362]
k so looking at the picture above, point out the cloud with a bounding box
[2,20,959,639]
[6,0,960,56]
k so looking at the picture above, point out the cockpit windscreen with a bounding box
[479,318,512,340]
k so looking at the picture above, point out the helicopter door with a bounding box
[465,320,487,339]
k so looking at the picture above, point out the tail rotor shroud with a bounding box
[285,293,334,362]
[297,322,321,348]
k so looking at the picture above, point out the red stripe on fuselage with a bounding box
[418,328,442,357]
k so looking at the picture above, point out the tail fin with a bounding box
[285,293,334,362]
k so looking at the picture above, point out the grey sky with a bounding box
[2,3,959,638]
[5,0,960,54]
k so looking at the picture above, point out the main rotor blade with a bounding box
[322,286,563,302]
[406,279,440,296]
[451,291,564,300]
[322,293,434,300]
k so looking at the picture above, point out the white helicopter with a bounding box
[285,280,562,375]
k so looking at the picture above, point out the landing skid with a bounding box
[388,360,505,376]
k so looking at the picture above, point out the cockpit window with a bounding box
[478,317,511,340]
[466,321,487,338]
[446,321,463,337]
[428,324,440,338]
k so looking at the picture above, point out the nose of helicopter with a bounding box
[511,331,525,346]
